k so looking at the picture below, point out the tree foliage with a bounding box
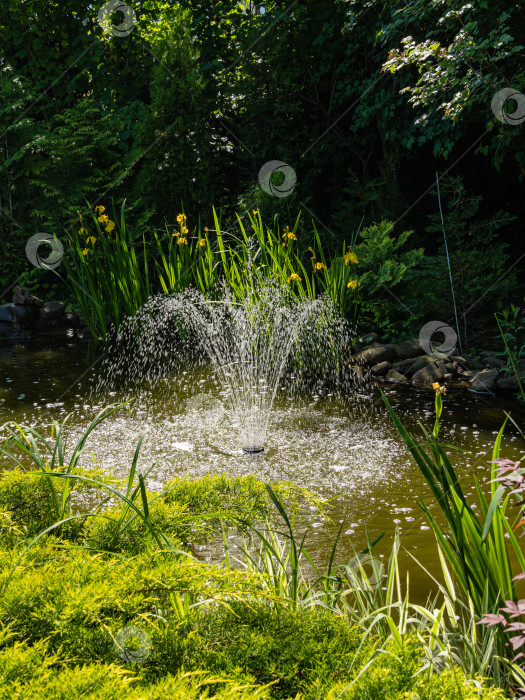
[0,0,523,340]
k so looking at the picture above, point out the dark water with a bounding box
[1,336,524,601]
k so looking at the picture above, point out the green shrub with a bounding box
[0,463,322,557]
[170,602,366,698]
[0,545,507,699]
[0,546,369,697]
[162,473,322,525]
[0,636,272,699]
[335,636,506,699]
[0,547,263,658]
[81,497,190,555]
[80,473,322,556]
[0,469,85,543]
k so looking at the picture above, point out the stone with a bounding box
[12,285,43,307]
[496,375,520,392]
[452,362,466,377]
[371,361,391,377]
[443,373,453,381]
[479,350,505,367]
[11,304,39,329]
[360,331,380,344]
[469,368,499,394]
[397,339,425,359]
[449,355,469,369]
[385,370,408,383]
[431,350,452,361]
[39,301,66,320]
[35,317,58,331]
[0,304,13,322]
[392,355,437,378]
[465,355,482,370]
[445,363,455,374]
[483,357,506,368]
[411,361,447,387]
[351,344,396,366]
[77,327,93,340]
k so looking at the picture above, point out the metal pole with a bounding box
[436,172,464,356]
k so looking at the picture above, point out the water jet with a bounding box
[101,275,359,455]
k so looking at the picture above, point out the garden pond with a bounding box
[1,335,524,602]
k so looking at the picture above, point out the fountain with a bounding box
[177,281,309,454]
[100,275,360,455]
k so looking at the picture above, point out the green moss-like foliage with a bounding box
[0,547,506,699]
[0,465,123,544]
[162,473,321,520]
[80,473,322,556]
[0,470,507,698]
[0,468,322,555]
[0,468,84,542]
[0,639,272,699]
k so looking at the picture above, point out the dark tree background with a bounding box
[1,0,524,344]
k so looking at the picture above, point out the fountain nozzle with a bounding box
[242,446,265,455]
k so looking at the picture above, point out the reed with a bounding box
[60,202,365,339]
[61,202,152,339]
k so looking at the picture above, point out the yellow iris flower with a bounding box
[344,250,358,265]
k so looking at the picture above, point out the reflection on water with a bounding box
[1,337,524,599]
